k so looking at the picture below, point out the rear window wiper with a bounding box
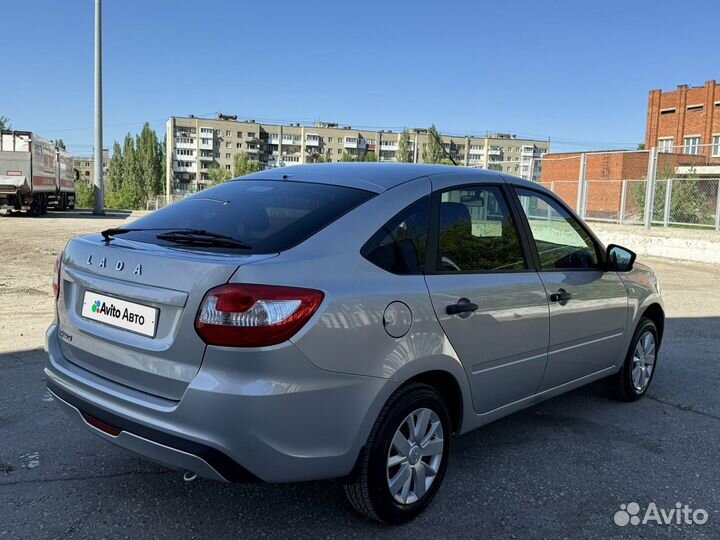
[101,227,196,241]
[155,230,252,250]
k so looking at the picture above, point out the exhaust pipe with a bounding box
[182,471,198,483]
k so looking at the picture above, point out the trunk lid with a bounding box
[57,234,276,401]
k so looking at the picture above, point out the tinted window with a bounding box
[437,186,526,272]
[515,188,599,269]
[361,197,430,274]
[119,180,372,254]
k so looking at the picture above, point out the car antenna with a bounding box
[428,128,458,166]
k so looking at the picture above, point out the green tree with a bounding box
[207,166,232,186]
[423,124,445,164]
[106,141,124,194]
[233,152,262,177]
[55,139,67,150]
[340,152,356,162]
[119,133,143,209]
[137,123,163,199]
[396,130,412,162]
[0,116,10,130]
[73,169,94,208]
[159,134,166,195]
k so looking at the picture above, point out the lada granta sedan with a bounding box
[46,163,663,523]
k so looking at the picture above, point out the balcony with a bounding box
[305,136,321,147]
[175,140,195,150]
[344,139,367,149]
[173,163,196,173]
[487,149,502,156]
[380,142,398,151]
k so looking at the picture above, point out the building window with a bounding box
[684,136,700,155]
[236,143,242,149]
[225,153,231,159]
[328,137,333,143]
[225,165,231,171]
[687,105,704,113]
[225,142,231,148]
[337,149,342,155]
[713,135,720,157]
[225,130,232,137]
[660,108,676,115]
[237,131,242,138]
[658,138,673,153]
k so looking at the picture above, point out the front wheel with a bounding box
[343,383,451,524]
[610,317,659,401]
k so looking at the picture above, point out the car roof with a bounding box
[239,163,552,195]
[239,163,518,193]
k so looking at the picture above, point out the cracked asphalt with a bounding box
[1,213,719,539]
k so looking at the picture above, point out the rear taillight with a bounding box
[195,284,324,347]
[52,251,63,300]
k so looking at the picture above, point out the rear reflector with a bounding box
[82,413,122,436]
[195,283,324,347]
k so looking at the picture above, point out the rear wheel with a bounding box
[610,317,658,401]
[343,383,451,524]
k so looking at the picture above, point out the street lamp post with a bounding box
[93,0,105,215]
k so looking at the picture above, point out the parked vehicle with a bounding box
[0,131,75,215]
[45,164,663,524]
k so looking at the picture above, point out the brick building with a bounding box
[645,80,720,159]
[540,150,707,217]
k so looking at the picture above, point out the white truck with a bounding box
[0,131,76,215]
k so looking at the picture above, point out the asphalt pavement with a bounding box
[1,258,719,539]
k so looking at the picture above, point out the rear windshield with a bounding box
[118,180,373,253]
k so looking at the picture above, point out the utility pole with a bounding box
[93,0,105,215]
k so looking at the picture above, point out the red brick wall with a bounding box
[645,81,720,160]
[540,151,708,217]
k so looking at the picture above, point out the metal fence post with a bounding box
[663,178,673,228]
[577,153,587,217]
[550,181,555,193]
[715,179,720,231]
[644,148,658,229]
[619,179,627,224]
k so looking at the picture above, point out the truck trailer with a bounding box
[0,131,76,215]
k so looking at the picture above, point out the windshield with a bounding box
[117,180,373,253]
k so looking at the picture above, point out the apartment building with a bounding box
[646,80,720,159]
[166,114,550,192]
[73,149,109,185]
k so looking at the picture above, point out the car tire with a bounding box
[610,317,659,402]
[343,383,451,524]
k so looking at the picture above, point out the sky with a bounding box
[1,0,718,157]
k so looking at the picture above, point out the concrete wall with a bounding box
[593,224,720,265]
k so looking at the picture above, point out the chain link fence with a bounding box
[539,145,720,231]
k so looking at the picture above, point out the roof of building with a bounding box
[240,163,534,193]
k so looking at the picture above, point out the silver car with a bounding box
[45,164,663,524]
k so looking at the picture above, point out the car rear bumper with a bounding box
[45,323,397,482]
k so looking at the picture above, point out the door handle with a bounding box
[549,288,572,304]
[446,298,479,316]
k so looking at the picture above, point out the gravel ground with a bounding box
[1,211,719,539]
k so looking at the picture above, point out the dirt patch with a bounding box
[0,210,134,353]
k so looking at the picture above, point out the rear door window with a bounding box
[119,180,373,254]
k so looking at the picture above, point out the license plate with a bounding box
[81,291,158,338]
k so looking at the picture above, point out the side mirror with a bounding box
[606,244,636,272]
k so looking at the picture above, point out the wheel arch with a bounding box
[641,302,665,345]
